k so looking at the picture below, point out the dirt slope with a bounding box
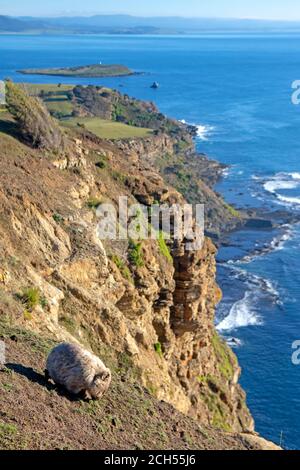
[0,323,278,451]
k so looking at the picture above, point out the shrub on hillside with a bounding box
[5,81,66,152]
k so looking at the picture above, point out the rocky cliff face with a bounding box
[112,133,243,240]
[0,128,255,435]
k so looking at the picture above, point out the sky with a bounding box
[1,0,300,21]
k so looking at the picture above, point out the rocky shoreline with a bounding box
[194,150,300,245]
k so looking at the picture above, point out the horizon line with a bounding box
[2,13,300,23]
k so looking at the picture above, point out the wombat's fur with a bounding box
[45,343,111,400]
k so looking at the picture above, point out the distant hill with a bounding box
[36,15,300,32]
[0,15,47,32]
[2,14,300,34]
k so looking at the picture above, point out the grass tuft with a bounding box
[110,254,133,283]
[154,342,163,358]
[211,333,234,381]
[158,231,172,263]
[128,240,144,268]
[224,203,241,219]
[18,287,41,312]
[87,198,102,210]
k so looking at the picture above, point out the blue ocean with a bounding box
[1,33,300,449]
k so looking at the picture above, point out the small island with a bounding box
[18,64,136,78]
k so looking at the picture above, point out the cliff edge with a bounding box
[0,83,279,449]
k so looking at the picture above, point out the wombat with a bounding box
[45,343,111,400]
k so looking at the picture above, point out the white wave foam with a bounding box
[226,337,243,348]
[269,227,293,251]
[254,172,300,182]
[220,166,243,178]
[216,265,280,333]
[231,267,281,301]
[264,180,298,193]
[227,225,294,266]
[261,172,300,207]
[180,119,215,141]
[196,124,215,141]
[276,194,300,205]
[217,291,263,332]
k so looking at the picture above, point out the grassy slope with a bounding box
[16,83,153,139]
[1,82,153,140]
[0,108,152,141]
[23,84,74,95]
[0,321,264,451]
[63,117,153,140]
[45,99,74,117]
[23,84,75,118]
